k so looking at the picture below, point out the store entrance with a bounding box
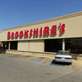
[44,38,82,54]
[2,42,9,49]
[44,39,62,52]
[10,41,18,50]
[67,38,82,54]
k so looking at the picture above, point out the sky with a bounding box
[0,0,82,30]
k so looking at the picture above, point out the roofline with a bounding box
[1,11,82,31]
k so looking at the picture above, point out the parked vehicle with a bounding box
[54,51,72,64]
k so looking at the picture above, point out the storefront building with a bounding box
[0,11,82,56]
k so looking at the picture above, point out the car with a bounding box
[54,51,72,64]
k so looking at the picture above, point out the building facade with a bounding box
[0,11,82,56]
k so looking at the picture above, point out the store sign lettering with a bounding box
[7,23,65,40]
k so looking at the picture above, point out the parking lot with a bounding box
[0,54,82,82]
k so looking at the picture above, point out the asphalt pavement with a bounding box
[0,55,82,82]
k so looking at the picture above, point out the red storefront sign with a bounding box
[7,23,65,40]
[58,23,65,36]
